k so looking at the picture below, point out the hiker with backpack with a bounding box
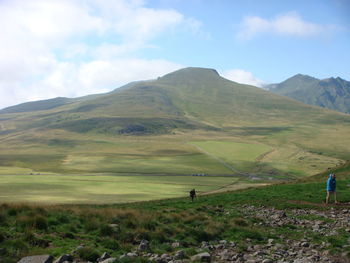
[326,173,337,204]
[190,189,196,202]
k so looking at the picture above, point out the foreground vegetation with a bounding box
[1,162,349,263]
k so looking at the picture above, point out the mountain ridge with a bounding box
[267,74,350,114]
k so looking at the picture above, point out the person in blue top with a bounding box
[326,173,337,204]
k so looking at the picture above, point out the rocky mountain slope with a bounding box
[266,74,350,114]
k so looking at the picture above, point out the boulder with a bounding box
[53,255,73,263]
[191,252,211,262]
[171,241,180,248]
[174,250,185,259]
[138,239,150,251]
[98,252,110,262]
[99,258,116,263]
[18,255,54,263]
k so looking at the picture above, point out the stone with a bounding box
[18,255,54,263]
[138,239,150,251]
[126,252,138,258]
[191,252,211,262]
[229,241,236,247]
[300,242,309,247]
[99,258,116,263]
[262,259,273,263]
[73,245,84,253]
[171,242,180,248]
[98,252,110,262]
[174,250,185,259]
[53,255,73,263]
[219,240,227,245]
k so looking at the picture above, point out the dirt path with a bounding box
[255,148,276,162]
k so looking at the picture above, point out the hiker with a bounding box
[326,173,337,204]
[190,189,196,202]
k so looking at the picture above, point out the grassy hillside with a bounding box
[0,163,349,263]
[0,67,350,179]
[267,74,350,114]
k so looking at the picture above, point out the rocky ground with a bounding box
[17,205,350,263]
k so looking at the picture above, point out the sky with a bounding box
[0,0,349,109]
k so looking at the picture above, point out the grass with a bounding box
[0,130,344,178]
[190,141,272,171]
[0,169,349,263]
[0,174,239,204]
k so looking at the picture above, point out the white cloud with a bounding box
[77,59,182,92]
[0,0,200,109]
[222,69,265,87]
[4,59,183,106]
[236,12,332,40]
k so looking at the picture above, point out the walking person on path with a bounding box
[326,173,337,204]
[190,189,196,202]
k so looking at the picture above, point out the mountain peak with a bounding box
[159,67,220,83]
[289,74,318,82]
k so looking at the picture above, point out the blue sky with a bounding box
[0,0,349,109]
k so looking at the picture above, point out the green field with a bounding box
[0,174,243,204]
[191,141,272,172]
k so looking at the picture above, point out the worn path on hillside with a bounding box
[191,144,244,175]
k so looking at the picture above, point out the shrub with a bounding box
[34,216,48,230]
[16,215,48,231]
[233,218,249,227]
[23,230,49,247]
[150,228,168,243]
[141,220,158,231]
[77,247,100,262]
[0,231,5,243]
[7,208,17,216]
[57,214,70,224]
[204,222,225,240]
[85,218,99,232]
[101,238,120,250]
[0,212,7,224]
[134,228,150,241]
[100,224,114,237]
[6,239,29,255]
[63,232,75,239]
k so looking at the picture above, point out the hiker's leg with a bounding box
[326,191,330,204]
[334,192,337,203]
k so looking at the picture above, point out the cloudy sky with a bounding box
[0,0,349,109]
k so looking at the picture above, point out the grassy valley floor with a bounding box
[0,174,255,204]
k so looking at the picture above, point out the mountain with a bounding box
[0,68,339,134]
[0,67,350,177]
[266,74,350,114]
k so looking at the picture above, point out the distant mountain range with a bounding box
[266,74,350,114]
